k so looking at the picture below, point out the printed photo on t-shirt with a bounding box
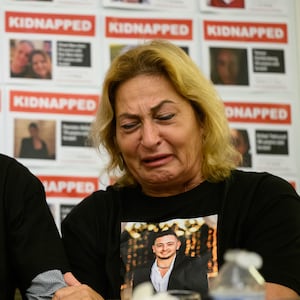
[120,215,218,299]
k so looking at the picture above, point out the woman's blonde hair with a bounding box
[91,39,240,186]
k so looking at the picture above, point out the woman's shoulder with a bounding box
[0,153,36,178]
[0,153,15,166]
[229,169,297,196]
[63,185,126,218]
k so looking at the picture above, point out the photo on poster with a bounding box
[209,47,249,86]
[109,44,137,63]
[230,128,252,168]
[10,39,52,80]
[14,118,56,160]
[109,43,190,65]
[120,216,218,297]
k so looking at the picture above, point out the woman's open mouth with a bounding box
[142,154,173,167]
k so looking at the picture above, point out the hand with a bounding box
[52,272,104,300]
[63,272,81,286]
[52,284,104,300]
[265,282,299,300]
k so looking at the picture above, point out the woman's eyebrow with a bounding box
[117,99,175,120]
[150,99,175,113]
[117,112,139,120]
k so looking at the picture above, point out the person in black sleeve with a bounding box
[0,153,70,299]
[56,40,300,300]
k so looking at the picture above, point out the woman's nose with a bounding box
[140,122,161,148]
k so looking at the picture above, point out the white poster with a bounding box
[4,85,104,169]
[225,95,297,175]
[102,11,199,76]
[199,14,295,93]
[102,0,197,11]
[199,0,291,15]
[4,0,99,8]
[31,168,101,229]
[3,6,101,87]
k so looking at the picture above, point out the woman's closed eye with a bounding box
[119,111,176,133]
[156,113,175,121]
[121,121,140,131]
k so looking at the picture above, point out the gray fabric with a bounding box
[26,270,66,300]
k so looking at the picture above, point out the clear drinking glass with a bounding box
[167,289,201,300]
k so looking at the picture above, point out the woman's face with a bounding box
[32,53,49,78]
[115,74,204,196]
[216,49,239,84]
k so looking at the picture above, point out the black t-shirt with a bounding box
[62,170,300,299]
[121,179,220,222]
[0,154,69,299]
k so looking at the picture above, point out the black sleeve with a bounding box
[244,174,300,294]
[6,158,69,291]
[61,192,114,298]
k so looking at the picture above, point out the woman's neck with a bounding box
[142,176,204,197]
